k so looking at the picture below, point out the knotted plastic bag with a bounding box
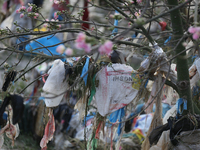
[95,64,138,116]
[42,59,69,107]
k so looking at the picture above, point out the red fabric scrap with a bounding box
[81,0,89,30]
[159,22,167,31]
[40,111,55,150]
[95,121,102,139]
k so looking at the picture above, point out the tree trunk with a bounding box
[167,0,200,114]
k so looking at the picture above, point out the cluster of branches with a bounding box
[0,0,199,114]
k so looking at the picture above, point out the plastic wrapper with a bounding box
[42,59,69,107]
[131,73,143,90]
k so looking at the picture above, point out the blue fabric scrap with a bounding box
[83,112,96,125]
[109,107,125,136]
[176,98,187,115]
[164,36,171,45]
[81,57,90,86]
[112,10,119,35]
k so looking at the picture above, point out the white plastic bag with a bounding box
[95,64,138,116]
[42,59,69,107]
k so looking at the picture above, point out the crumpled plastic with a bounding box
[95,63,138,116]
[131,73,143,90]
[42,59,69,107]
[138,43,170,75]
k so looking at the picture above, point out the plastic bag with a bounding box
[95,63,138,116]
[42,59,69,107]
